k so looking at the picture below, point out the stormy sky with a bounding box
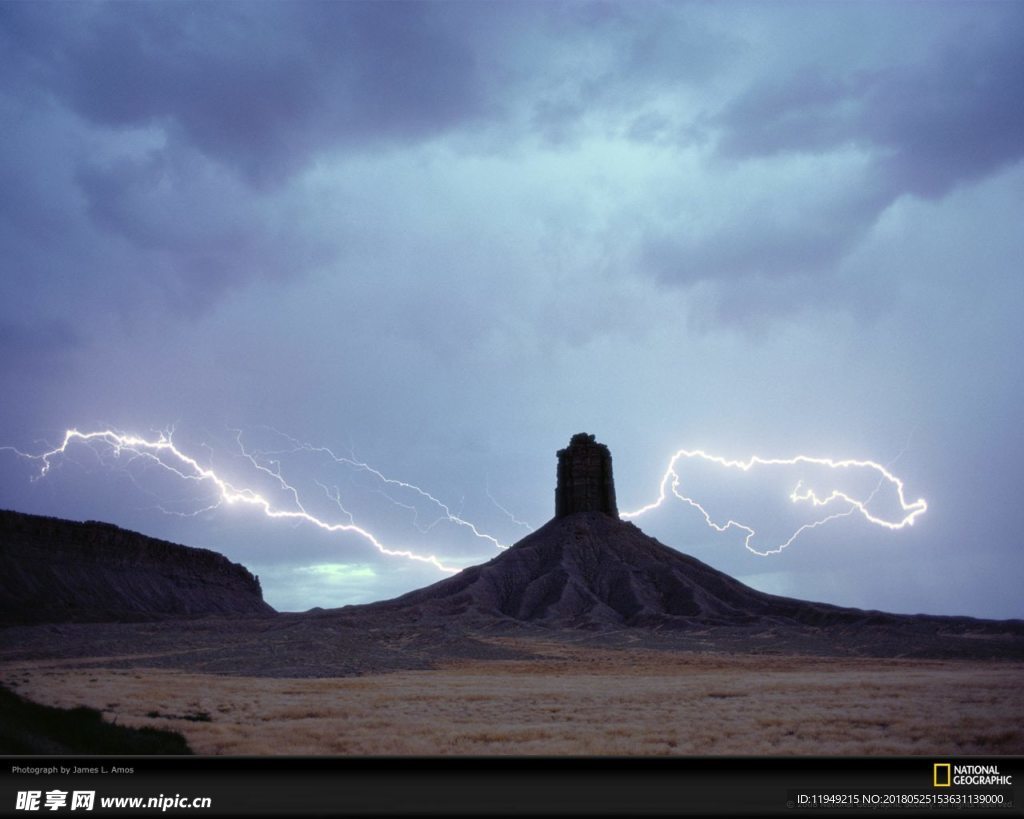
[1,1,1021,618]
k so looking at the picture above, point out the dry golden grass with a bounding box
[4,639,1022,755]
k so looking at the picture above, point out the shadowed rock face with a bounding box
[372,512,1024,647]
[555,433,618,518]
[2,510,1021,666]
[3,426,1021,665]
[411,435,858,628]
[379,512,838,627]
[0,509,274,624]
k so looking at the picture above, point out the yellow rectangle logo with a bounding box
[934,763,951,787]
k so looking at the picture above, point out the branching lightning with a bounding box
[621,449,927,555]
[4,428,927,571]
[486,481,533,533]
[4,428,517,573]
[240,428,509,551]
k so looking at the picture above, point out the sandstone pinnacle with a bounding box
[554,433,618,518]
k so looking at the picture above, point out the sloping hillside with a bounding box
[0,509,273,624]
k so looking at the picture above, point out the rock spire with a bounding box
[554,433,619,518]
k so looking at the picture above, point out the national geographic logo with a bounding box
[934,763,1012,787]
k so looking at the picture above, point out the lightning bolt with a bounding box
[4,429,926,568]
[486,481,533,533]
[239,427,509,551]
[621,449,927,556]
[3,428,514,573]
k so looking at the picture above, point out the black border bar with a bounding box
[3,756,1021,817]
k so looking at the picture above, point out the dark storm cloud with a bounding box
[644,5,1024,318]
[0,96,332,324]
[72,148,339,315]
[520,1,737,147]
[0,0,493,328]
[864,33,1024,199]
[715,71,858,159]
[5,1,484,186]
[641,179,889,288]
[1,0,1018,334]
[716,9,1024,198]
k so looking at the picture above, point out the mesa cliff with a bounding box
[0,509,273,624]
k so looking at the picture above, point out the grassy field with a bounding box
[3,639,1022,755]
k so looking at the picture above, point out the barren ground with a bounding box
[3,637,1022,756]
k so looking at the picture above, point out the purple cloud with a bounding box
[8,1,485,186]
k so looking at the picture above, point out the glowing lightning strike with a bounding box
[486,481,533,533]
[7,428,469,573]
[240,428,510,551]
[621,449,927,556]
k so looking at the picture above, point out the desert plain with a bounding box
[3,628,1022,756]
[3,509,1023,756]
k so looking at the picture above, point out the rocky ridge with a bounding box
[2,433,1022,666]
[355,433,1024,660]
[0,509,273,624]
[370,511,1024,645]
